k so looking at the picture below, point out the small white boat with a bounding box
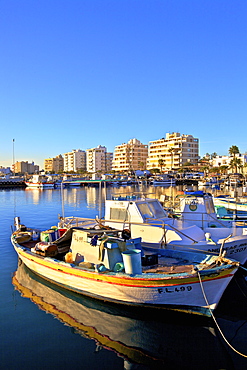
[11,218,239,316]
[150,175,176,186]
[25,174,55,189]
[213,195,247,213]
[198,177,219,187]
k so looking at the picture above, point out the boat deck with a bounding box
[18,239,213,276]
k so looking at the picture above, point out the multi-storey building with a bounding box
[63,149,86,172]
[86,145,112,173]
[14,161,39,174]
[0,166,11,175]
[105,152,113,173]
[44,155,64,173]
[147,132,199,171]
[112,138,148,172]
[211,154,247,170]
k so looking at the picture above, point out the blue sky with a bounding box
[1,0,247,168]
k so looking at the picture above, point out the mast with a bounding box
[12,138,15,175]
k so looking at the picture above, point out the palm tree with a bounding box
[219,165,228,175]
[158,159,164,173]
[168,147,180,171]
[229,145,240,158]
[138,161,145,171]
[229,157,242,173]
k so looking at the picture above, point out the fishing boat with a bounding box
[25,174,55,189]
[213,195,247,213]
[11,217,239,316]
[12,261,233,369]
[198,177,220,188]
[60,192,247,264]
[150,175,176,186]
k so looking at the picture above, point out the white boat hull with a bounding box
[214,198,247,213]
[13,243,237,316]
[25,182,55,189]
[142,236,247,265]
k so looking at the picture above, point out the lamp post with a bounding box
[12,138,15,176]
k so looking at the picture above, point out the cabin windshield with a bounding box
[137,201,167,219]
[205,197,215,214]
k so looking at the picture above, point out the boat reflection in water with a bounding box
[12,262,244,370]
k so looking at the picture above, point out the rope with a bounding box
[240,265,247,273]
[197,270,247,358]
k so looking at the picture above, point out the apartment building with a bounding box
[147,132,199,171]
[14,161,39,174]
[211,154,247,168]
[86,145,112,173]
[112,138,148,172]
[44,155,64,173]
[105,152,113,172]
[63,149,86,172]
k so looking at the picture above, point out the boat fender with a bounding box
[121,229,131,241]
[65,252,73,263]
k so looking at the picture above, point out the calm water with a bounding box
[1,185,247,370]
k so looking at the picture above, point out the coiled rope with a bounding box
[197,270,247,358]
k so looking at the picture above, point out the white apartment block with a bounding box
[63,149,86,172]
[147,132,199,171]
[211,154,247,168]
[112,138,148,172]
[86,145,112,173]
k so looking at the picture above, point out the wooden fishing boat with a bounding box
[11,218,239,316]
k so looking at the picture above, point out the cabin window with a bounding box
[148,201,167,218]
[137,201,166,219]
[137,203,153,218]
[110,208,129,221]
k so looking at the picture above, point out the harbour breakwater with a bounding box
[0,181,26,188]
[0,178,198,189]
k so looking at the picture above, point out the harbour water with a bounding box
[1,185,247,369]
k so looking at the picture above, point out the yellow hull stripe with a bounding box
[17,247,236,288]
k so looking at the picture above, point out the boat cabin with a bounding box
[177,191,221,228]
[103,194,207,246]
[104,195,169,226]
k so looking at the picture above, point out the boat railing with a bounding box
[60,217,97,228]
[172,211,231,229]
[110,191,156,201]
[61,216,199,244]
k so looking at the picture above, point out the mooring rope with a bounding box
[197,270,247,358]
[240,265,247,273]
